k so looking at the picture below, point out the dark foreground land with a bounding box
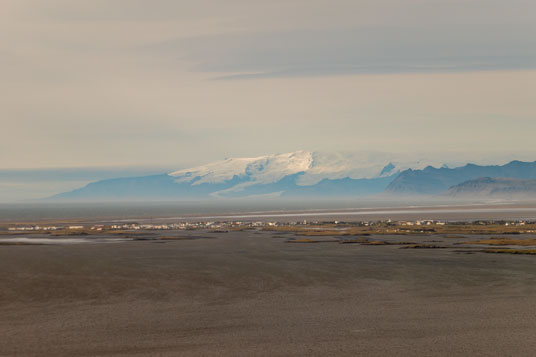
[2,230,536,356]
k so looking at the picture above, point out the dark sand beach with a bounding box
[1,230,536,356]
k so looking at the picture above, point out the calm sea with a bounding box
[2,200,536,223]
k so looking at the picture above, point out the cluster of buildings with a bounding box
[7,225,83,231]
[108,221,278,230]
[4,219,535,233]
[397,220,446,226]
[3,220,305,232]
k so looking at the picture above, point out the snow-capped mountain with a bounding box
[50,150,445,200]
[170,151,314,186]
[170,150,441,186]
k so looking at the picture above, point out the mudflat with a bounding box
[1,231,536,356]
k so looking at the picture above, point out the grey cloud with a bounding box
[13,0,536,78]
[22,0,215,22]
[157,23,536,78]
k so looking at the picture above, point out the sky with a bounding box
[2,0,536,170]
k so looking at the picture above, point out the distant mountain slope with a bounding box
[51,174,248,200]
[51,151,405,200]
[51,173,398,201]
[386,160,536,195]
[446,177,536,198]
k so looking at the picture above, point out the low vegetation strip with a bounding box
[264,223,536,236]
[399,244,448,249]
[286,238,319,243]
[482,249,536,255]
[462,238,536,246]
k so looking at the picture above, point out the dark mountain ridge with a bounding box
[446,177,536,198]
[387,160,536,195]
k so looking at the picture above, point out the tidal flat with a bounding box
[1,230,536,356]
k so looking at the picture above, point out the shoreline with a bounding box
[3,202,536,224]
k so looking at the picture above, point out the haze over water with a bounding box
[3,201,536,223]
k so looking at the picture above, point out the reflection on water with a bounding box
[0,237,132,245]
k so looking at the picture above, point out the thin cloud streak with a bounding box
[158,25,536,79]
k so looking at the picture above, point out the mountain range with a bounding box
[445,177,536,198]
[386,160,536,195]
[51,151,536,201]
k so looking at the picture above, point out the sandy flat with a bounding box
[1,230,536,356]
